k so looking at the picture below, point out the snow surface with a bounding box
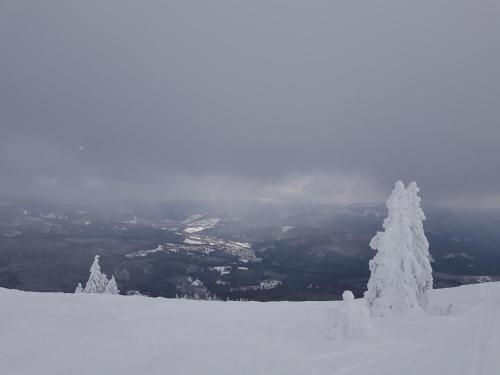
[1,282,500,375]
[183,226,207,233]
[183,218,220,233]
[183,238,205,245]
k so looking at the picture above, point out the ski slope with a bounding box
[1,282,499,375]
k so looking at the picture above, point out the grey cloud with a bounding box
[1,1,499,205]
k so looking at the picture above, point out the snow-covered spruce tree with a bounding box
[365,181,426,316]
[83,255,109,294]
[104,276,120,295]
[406,181,433,308]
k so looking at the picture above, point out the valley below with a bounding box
[1,200,500,301]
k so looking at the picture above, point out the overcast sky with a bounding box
[1,1,499,206]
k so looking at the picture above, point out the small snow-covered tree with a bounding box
[75,282,83,293]
[335,291,371,339]
[83,255,109,294]
[104,276,120,295]
[406,182,433,308]
[365,181,423,316]
[76,255,121,295]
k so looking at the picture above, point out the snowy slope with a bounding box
[1,282,499,375]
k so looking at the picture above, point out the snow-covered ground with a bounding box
[183,217,221,233]
[1,282,500,375]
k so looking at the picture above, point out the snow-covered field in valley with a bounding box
[1,282,499,375]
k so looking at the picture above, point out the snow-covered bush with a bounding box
[74,283,83,293]
[77,255,120,295]
[331,291,371,339]
[365,181,432,316]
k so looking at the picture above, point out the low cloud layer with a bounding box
[1,1,499,206]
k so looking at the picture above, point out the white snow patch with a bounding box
[210,266,231,276]
[184,238,205,245]
[189,278,203,287]
[42,211,68,220]
[232,241,251,248]
[183,218,221,233]
[126,245,164,258]
[183,226,206,233]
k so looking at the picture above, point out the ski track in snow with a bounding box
[1,282,500,375]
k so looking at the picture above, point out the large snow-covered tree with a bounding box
[406,181,433,308]
[365,181,432,316]
[82,255,109,294]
